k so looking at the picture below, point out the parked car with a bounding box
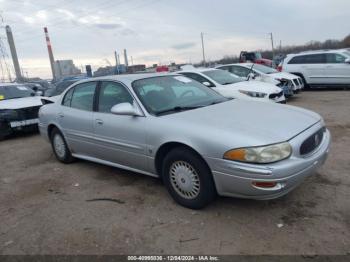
[278,49,350,88]
[216,63,302,96]
[0,83,43,139]
[178,66,285,103]
[39,73,331,209]
[239,51,273,67]
[44,79,79,97]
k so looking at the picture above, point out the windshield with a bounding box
[0,85,34,100]
[250,64,278,74]
[132,75,228,115]
[202,70,242,85]
[343,51,350,57]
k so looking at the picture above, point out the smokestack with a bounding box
[5,25,22,81]
[124,49,128,68]
[44,27,56,80]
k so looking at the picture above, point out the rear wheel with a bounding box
[162,147,216,209]
[50,128,75,163]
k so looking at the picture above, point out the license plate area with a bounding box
[10,119,39,128]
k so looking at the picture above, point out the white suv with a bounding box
[279,49,350,87]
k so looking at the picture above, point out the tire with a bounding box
[50,128,75,163]
[162,147,216,209]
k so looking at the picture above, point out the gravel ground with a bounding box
[0,91,349,255]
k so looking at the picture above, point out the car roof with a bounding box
[74,72,181,85]
[286,49,346,57]
[216,63,253,68]
[179,67,219,73]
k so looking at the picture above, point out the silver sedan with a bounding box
[38,73,331,209]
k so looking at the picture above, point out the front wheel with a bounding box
[162,147,216,209]
[50,128,75,163]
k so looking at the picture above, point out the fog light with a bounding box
[252,181,277,188]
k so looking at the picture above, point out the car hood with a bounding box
[231,81,283,93]
[0,96,43,110]
[161,100,321,146]
[268,72,298,80]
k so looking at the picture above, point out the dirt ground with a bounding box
[0,90,349,255]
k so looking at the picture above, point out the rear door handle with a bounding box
[96,119,104,125]
[58,113,64,118]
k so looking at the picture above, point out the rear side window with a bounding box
[326,53,346,63]
[288,54,326,64]
[70,82,97,111]
[228,66,251,77]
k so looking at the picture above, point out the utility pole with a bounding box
[114,50,119,74]
[201,32,206,66]
[123,49,128,68]
[5,25,22,81]
[269,32,275,59]
[279,40,282,52]
[44,27,56,80]
[130,56,134,66]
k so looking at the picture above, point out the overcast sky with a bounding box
[0,0,349,79]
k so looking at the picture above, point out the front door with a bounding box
[92,81,148,172]
[324,53,350,85]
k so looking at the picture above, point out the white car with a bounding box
[178,66,285,103]
[0,83,43,139]
[216,63,302,95]
[278,49,350,88]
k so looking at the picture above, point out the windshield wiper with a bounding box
[155,105,204,116]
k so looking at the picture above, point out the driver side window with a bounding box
[229,66,250,77]
[98,81,134,113]
[180,73,215,87]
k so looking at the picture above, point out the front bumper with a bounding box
[205,123,331,199]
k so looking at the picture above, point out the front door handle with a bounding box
[96,119,104,125]
[58,113,64,118]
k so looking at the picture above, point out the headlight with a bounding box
[223,142,292,164]
[239,90,267,98]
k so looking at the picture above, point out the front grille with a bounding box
[293,79,299,86]
[300,127,325,155]
[15,106,41,120]
[269,91,283,99]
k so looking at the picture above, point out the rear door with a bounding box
[324,53,350,85]
[92,81,148,171]
[290,54,326,84]
[58,81,97,156]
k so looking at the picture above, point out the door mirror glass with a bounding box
[202,81,211,87]
[111,102,142,116]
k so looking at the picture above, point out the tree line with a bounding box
[212,34,350,65]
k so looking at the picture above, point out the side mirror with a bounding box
[35,91,43,96]
[345,58,350,64]
[202,81,211,87]
[247,72,256,80]
[111,102,142,116]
